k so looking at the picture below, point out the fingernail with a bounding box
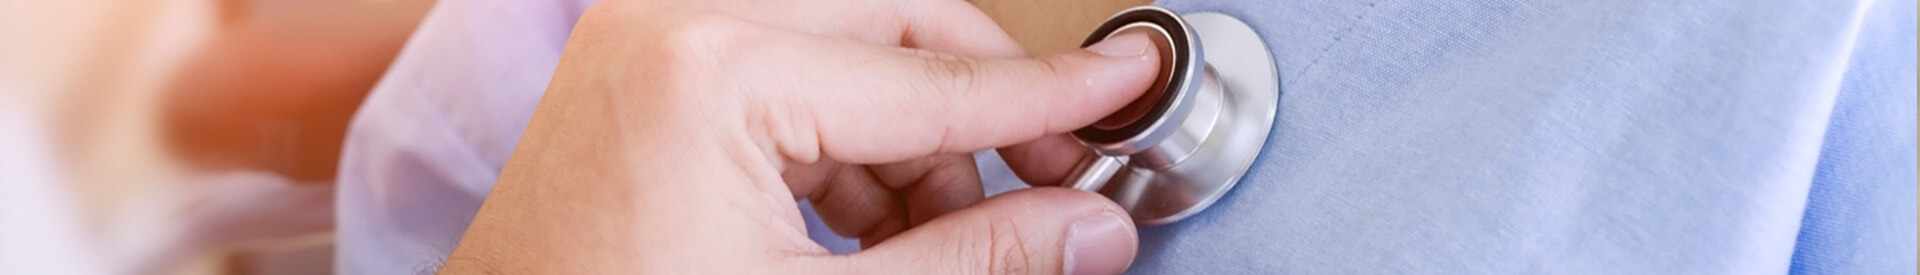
[1063,211,1135,275]
[1085,34,1151,57]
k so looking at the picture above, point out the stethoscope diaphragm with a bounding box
[1064,6,1279,225]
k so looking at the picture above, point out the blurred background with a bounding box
[0,0,1144,273]
[3,0,432,273]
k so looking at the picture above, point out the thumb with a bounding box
[833,188,1139,274]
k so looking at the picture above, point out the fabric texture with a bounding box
[333,0,591,273]
[1788,0,1918,273]
[1061,0,1916,273]
[335,0,1917,274]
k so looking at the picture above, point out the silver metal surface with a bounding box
[1064,154,1128,192]
[1077,14,1200,157]
[1066,8,1279,225]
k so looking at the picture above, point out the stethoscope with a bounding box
[1063,6,1278,225]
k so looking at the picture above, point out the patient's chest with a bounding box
[977,0,1883,273]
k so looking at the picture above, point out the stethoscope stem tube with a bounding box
[1066,154,1129,192]
[1057,6,1278,225]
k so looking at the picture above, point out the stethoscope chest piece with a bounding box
[1065,6,1278,225]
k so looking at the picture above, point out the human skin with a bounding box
[438,0,1163,273]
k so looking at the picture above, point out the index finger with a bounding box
[742,30,1161,166]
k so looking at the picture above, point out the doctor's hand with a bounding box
[441,0,1160,274]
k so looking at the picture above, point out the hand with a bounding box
[441,0,1161,273]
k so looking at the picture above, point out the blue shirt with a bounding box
[336,0,1917,273]
[1060,0,1918,273]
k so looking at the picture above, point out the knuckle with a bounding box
[613,13,759,99]
[980,215,1036,274]
[656,14,753,71]
[905,50,980,145]
[911,50,982,96]
[574,2,759,92]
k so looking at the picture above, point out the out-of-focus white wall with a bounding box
[0,0,417,273]
[0,0,220,273]
[0,94,102,275]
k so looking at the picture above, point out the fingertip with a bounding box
[1042,34,1163,133]
[1084,33,1154,58]
[838,187,1134,274]
[988,187,1133,227]
[1065,211,1138,275]
[989,188,1139,275]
